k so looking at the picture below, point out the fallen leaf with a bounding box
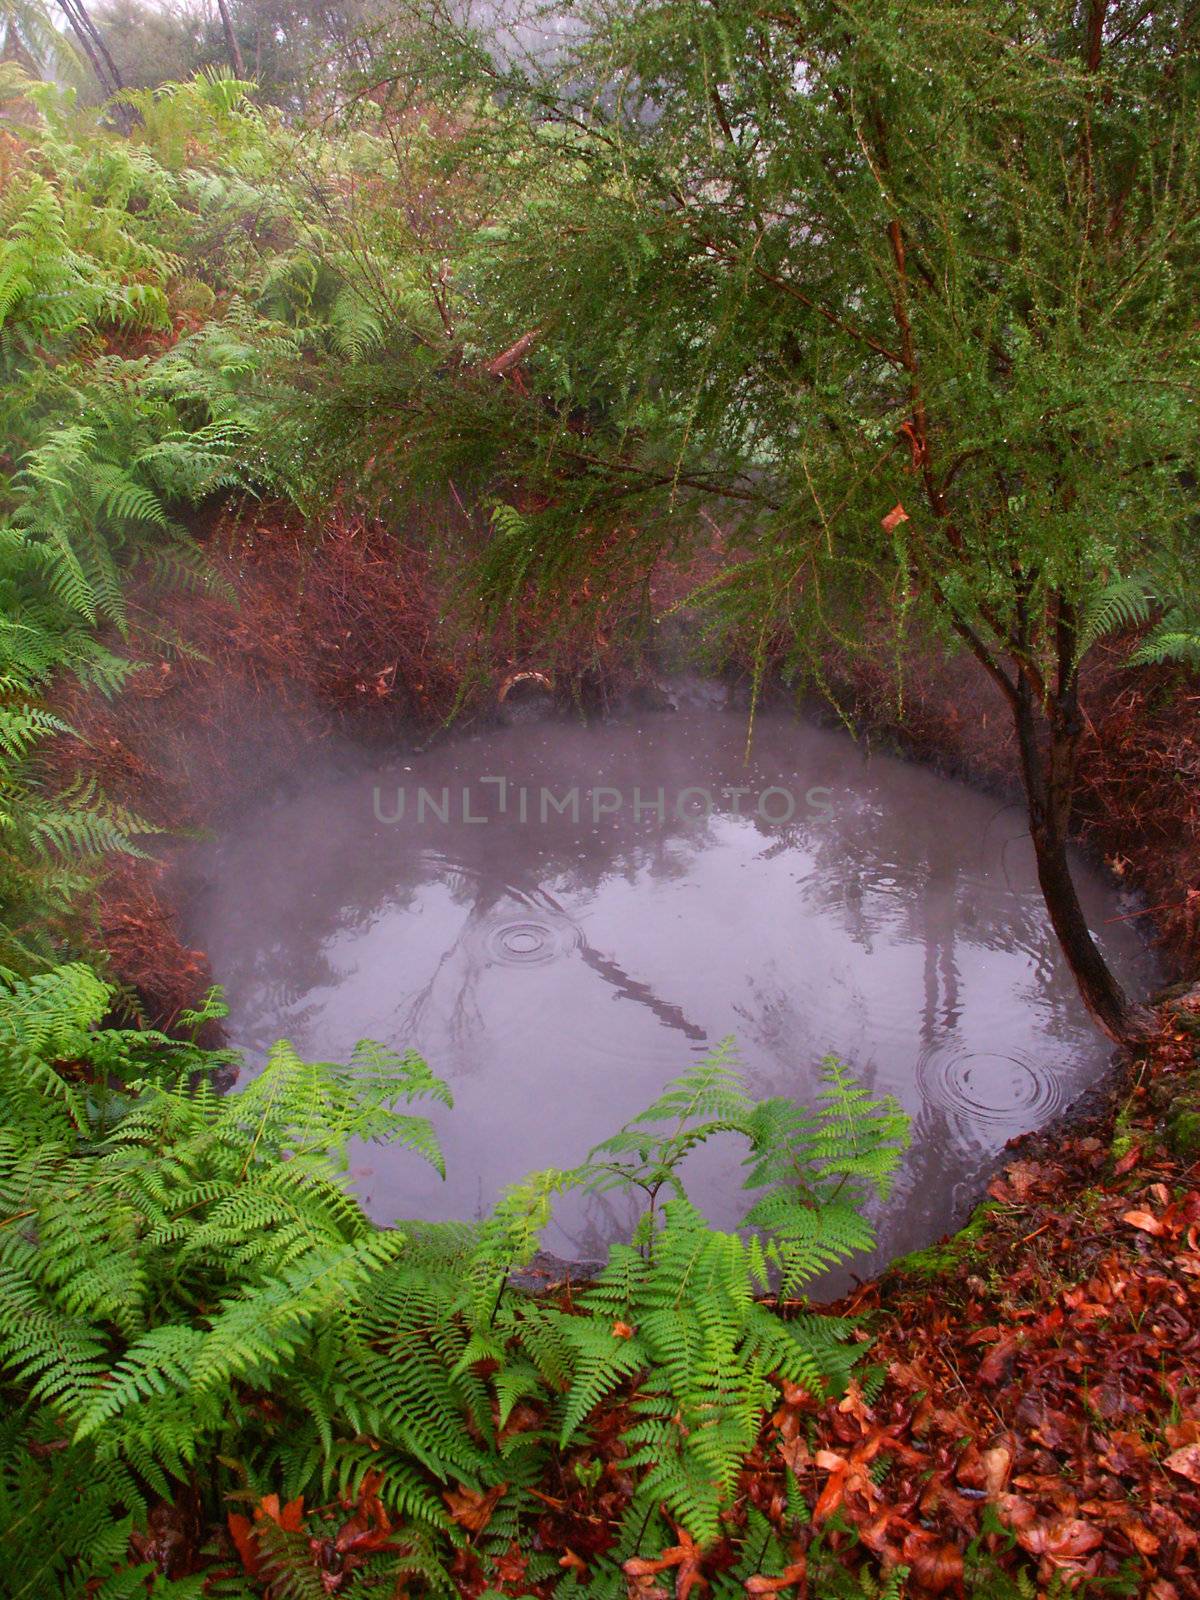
[978,1335,1021,1386]
[492,1542,529,1586]
[909,1542,964,1595]
[881,503,909,534]
[981,1444,1013,1495]
[1119,1518,1160,1556]
[1017,1516,1104,1564]
[1163,1443,1200,1485]
[813,1465,847,1523]
[1122,1210,1165,1236]
[744,1561,807,1595]
[623,1534,706,1600]
[227,1513,262,1578]
[443,1481,507,1534]
[255,1493,306,1532]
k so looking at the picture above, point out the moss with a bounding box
[1166,1107,1200,1158]
[1109,1129,1139,1167]
[885,1200,999,1282]
[1153,1064,1200,1159]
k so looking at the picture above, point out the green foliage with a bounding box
[0,73,322,970]
[570,1202,858,1546]
[0,962,904,1586]
[741,1060,910,1295]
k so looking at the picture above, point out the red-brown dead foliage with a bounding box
[52,499,476,1019]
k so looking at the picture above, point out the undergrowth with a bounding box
[0,966,907,1595]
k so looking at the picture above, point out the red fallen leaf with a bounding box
[257,1493,306,1531]
[837,1379,871,1421]
[1003,1160,1042,1200]
[954,1443,985,1491]
[612,1321,636,1339]
[1114,1143,1143,1175]
[1016,1517,1104,1564]
[1090,1380,1133,1420]
[813,1465,847,1524]
[492,1541,529,1586]
[1098,1428,1153,1475]
[229,1491,308,1575]
[498,1399,543,1443]
[353,1469,386,1505]
[623,1533,706,1600]
[227,1512,263,1578]
[981,1443,1013,1495]
[963,1325,1001,1347]
[881,503,909,534]
[1163,1443,1200,1484]
[1119,1519,1161,1556]
[908,1542,965,1595]
[624,1556,679,1576]
[559,1549,587,1572]
[995,1493,1038,1532]
[776,1379,815,1409]
[1122,1209,1165,1236]
[744,1561,807,1595]
[777,1433,810,1473]
[977,1335,1021,1386]
[335,1490,395,1556]
[443,1481,507,1534]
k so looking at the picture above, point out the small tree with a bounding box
[306,0,1200,1043]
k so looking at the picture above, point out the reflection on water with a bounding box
[183,692,1156,1278]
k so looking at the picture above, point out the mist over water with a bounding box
[183,688,1157,1277]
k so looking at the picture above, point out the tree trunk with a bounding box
[215,0,245,78]
[57,0,114,96]
[1011,672,1152,1046]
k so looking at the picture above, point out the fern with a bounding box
[0,945,904,1574]
[1073,576,1155,666]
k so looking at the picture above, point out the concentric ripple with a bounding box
[916,1044,1066,1126]
[482,916,580,968]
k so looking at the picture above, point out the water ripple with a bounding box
[481,915,581,968]
[916,1043,1065,1126]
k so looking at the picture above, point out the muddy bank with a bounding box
[51,504,463,1019]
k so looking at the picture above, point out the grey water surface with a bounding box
[183,688,1157,1276]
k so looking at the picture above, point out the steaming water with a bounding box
[183,687,1156,1277]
